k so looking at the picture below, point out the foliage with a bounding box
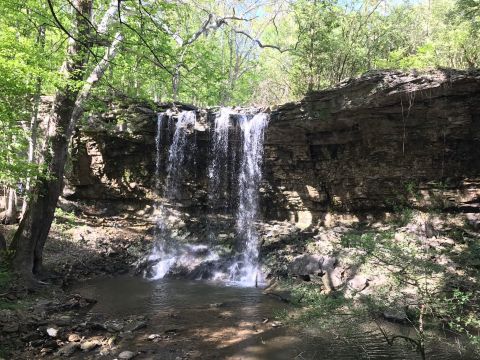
[337,223,480,354]
[53,208,78,232]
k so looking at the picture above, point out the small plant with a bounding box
[53,208,77,231]
[405,180,421,201]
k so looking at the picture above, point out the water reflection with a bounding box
[72,276,474,360]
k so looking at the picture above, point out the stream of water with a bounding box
[72,276,474,360]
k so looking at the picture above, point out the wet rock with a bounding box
[383,309,408,323]
[80,338,102,351]
[47,327,59,337]
[104,319,125,332]
[124,320,147,332]
[118,350,136,359]
[56,342,80,356]
[2,322,19,333]
[87,321,108,331]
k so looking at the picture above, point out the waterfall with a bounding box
[208,107,231,209]
[149,111,197,280]
[166,110,196,198]
[229,113,269,286]
[147,108,269,287]
[149,113,176,279]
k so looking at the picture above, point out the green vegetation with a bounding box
[53,208,78,232]
[279,211,480,357]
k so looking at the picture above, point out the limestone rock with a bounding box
[118,350,136,359]
[46,327,59,337]
[56,342,80,357]
[68,70,480,215]
[288,254,337,275]
[80,338,102,351]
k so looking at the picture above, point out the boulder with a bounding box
[56,342,80,357]
[118,350,136,359]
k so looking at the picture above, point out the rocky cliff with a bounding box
[67,70,480,228]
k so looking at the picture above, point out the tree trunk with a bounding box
[11,92,78,277]
[0,231,6,254]
[22,25,46,217]
[4,188,17,225]
[10,29,123,279]
[10,0,93,279]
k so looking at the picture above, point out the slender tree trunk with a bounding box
[172,64,181,101]
[10,0,93,279]
[22,25,46,217]
[0,231,6,254]
[4,188,17,225]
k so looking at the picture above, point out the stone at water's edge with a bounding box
[118,350,136,359]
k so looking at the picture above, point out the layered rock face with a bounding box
[264,70,480,226]
[67,70,480,226]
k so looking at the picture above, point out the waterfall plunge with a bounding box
[148,108,268,287]
[149,111,199,280]
[208,108,231,210]
[229,113,268,286]
[149,113,175,279]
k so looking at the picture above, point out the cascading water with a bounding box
[229,113,269,286]
[149,113,175,279]
[147,108,269,287]
[149,111,198,280]
[166,111,197,198]
[208,107,231,209]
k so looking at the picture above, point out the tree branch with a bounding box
[117,5,172,75]
[230,29,294,53]
[68,32,124,135]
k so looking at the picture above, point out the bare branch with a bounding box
[69,32,124,134]
[98,0,120,34]
[230,29,294,53]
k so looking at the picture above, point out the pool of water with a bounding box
[71,276,475,360]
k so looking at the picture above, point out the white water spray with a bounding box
[229,112,269,286]
[149,111,197,280]
[208,107,231,208]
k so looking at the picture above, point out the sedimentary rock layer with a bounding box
[67,70,480,225]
